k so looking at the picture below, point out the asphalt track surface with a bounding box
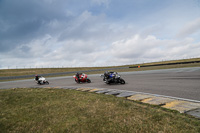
[1,67,200,101]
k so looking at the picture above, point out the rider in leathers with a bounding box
[76,73,82,82]
[104,71,116,83]
[35,75,41,84]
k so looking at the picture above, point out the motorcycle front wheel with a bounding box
[106,80,111,84]
[120,79,125,84]
[75,79,80,83]
[87,79,91,83]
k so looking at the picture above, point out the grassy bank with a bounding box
[0,88,199,133]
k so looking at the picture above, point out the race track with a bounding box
[1,67,200,101]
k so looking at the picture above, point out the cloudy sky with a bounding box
[0,0,200,69]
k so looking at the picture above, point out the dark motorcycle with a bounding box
[101,71,125,84]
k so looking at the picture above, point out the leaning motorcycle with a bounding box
[34,76,49,85]
[101,72,125,84]
[73,73,91,83]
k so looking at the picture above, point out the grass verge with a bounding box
[0,88,199,133]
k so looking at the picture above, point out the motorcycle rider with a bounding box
[112,72,117,79]
[103,71,116,83]
[108,72,115,82]
[75,72,81,82]
[102,71,125,84]
[104,71,110,81]
[35,75,41,84]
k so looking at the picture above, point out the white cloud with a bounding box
[1,0,200,69]
[1,33,200,69]
[176,18,200,38]
[111,35,161,59]
[110,35,200,64]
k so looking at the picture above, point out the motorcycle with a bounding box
[101,71,125,84]
[73,73,91,83]
[34,76,49,85]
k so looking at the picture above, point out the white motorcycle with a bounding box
[35,76,49,85]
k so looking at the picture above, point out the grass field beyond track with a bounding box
[0,88,199,133]
[0,58,200,79]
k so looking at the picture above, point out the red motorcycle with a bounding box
[73,73,91,83]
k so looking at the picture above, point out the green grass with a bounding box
[0,67,114,77]
[123,57,200,67]
[0,88,199,133]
